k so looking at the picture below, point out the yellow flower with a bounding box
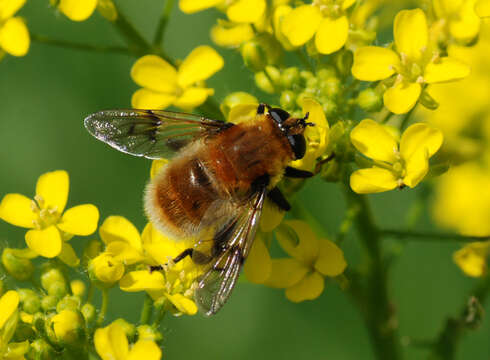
[280,0,356,54]
[352,9,470,114]
[0,290,29,360]
[0,0,30,57]
[131,46,224,111]
[55,0,117,22]
[210,20,255,48]
[95,321,162,360]
[432,0,481,43]
[179,0,266,23]
[350,119,443,193]
[119,223,199,315]
[51,310,84,344]
[290,98,330,171]
[432,162,490,236]
[263,220,346,302]
[0,170,99,265]
[89,252,125,285]
[453,241,490,277]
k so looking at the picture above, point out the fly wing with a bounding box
[84,109,230,159]
[194,188,266,316]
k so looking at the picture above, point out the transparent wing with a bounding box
[84,109,229,159]
[194,188,266,316]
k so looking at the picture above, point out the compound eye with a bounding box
[270,108,290,124]
[287,134,306,159]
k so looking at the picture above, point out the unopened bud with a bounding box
[56,295,81,312]
[70,280,86,297]
[220,92,258,118]
[18,289,41,314]
[357,88,383,112]
[320,77,341,98]
[81,303,96,323]
[320,158,341,182]
[112,318,136,337]
[2,248,34,281]
[255,72,275,94]
[41,295,58,312]
[88,253,124,286]
[40,267,66,294]
[51,310,84,344]
[97,0,118,21]
[280,90,296,110]
[137,324,162,342]
[335,50,353,77]
[82,239,102,267]
[280,67,300,89]
[29,339,55,360]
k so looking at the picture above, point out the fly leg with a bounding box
[267,187,291,211]
[284,166,314,178]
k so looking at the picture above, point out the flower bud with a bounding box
[97,0,118,22]
[137,324,162,342]
[18,289,41,314]
[334,50,353,77]
[51,310,84,344]
[220,92,258,118]
[316,66,337,80]
[2,248,34,281]
[88,253,124,286]
[41,295,58,311]
[81,303,96,323]
[280,67,300,89]
[29,339,55,360]
[280,90,296,110]
[255,72,275,94]
[320,158,341,182]
[48,281,68,298]
[112,318,136,338]
[82,239,102,267]
[70,280,86,297]
[56,295,81,312]
[40,267,66,294]
[240,34,281,72]
[320,77,341,98]
[357,88,383,112]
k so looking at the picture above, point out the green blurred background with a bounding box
[0,1,488,359]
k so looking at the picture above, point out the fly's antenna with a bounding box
[300,112,315,127]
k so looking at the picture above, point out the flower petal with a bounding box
[424,57,470,83]
[119,270,165,292]
[179,0,222,14]
[228,103,258,124]
[58,0,97,21]
[0,291,19,329]
[259,198,285,232]
[402,147,429,188]
[99,215,142,251]
[127,340,162,360]
[475,0,490,17]
[449,0,481,40]
[210,21,254,48]
[106,241,144,265]
[350,167,399,194]
[315,16,349,54]
[25,226,62,258]
[58,242,80,267]
[281,5,322,47]
[57,204,99,236]
[285,272,324,302]
[400,123,443,161]
[95,323,129,360]
[351,46,399,81]
[164,293,198,315]
[131,55,178,93]
[0,193,36,228]
[150,159,168,179]
[0,17,29,56]
[264,258,308,288]
[394,9,428,60]
[314,239,347,277]
[226,0,266,23]
[131,89,176,110]
[244,234,271,284]
[383,82,422,114]
[0,0,26,20]
[301,98,329,159]
[177,46,224,88]
[276,220,319,263]
[36,170,69,214]
[453,242,490,277]
[350,119,398,163]
[173,87,214,110]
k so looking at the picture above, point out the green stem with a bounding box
[153,0,175,47]
[342,183,401,360]
[96,289,109,327]
[429,275,490,360]
[152,302,168,329]
[380,230,490,243]
[111,5,154,56]
[140,294,154,324]
[31,34,134,55]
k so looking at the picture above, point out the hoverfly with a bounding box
[84,104,313,315]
